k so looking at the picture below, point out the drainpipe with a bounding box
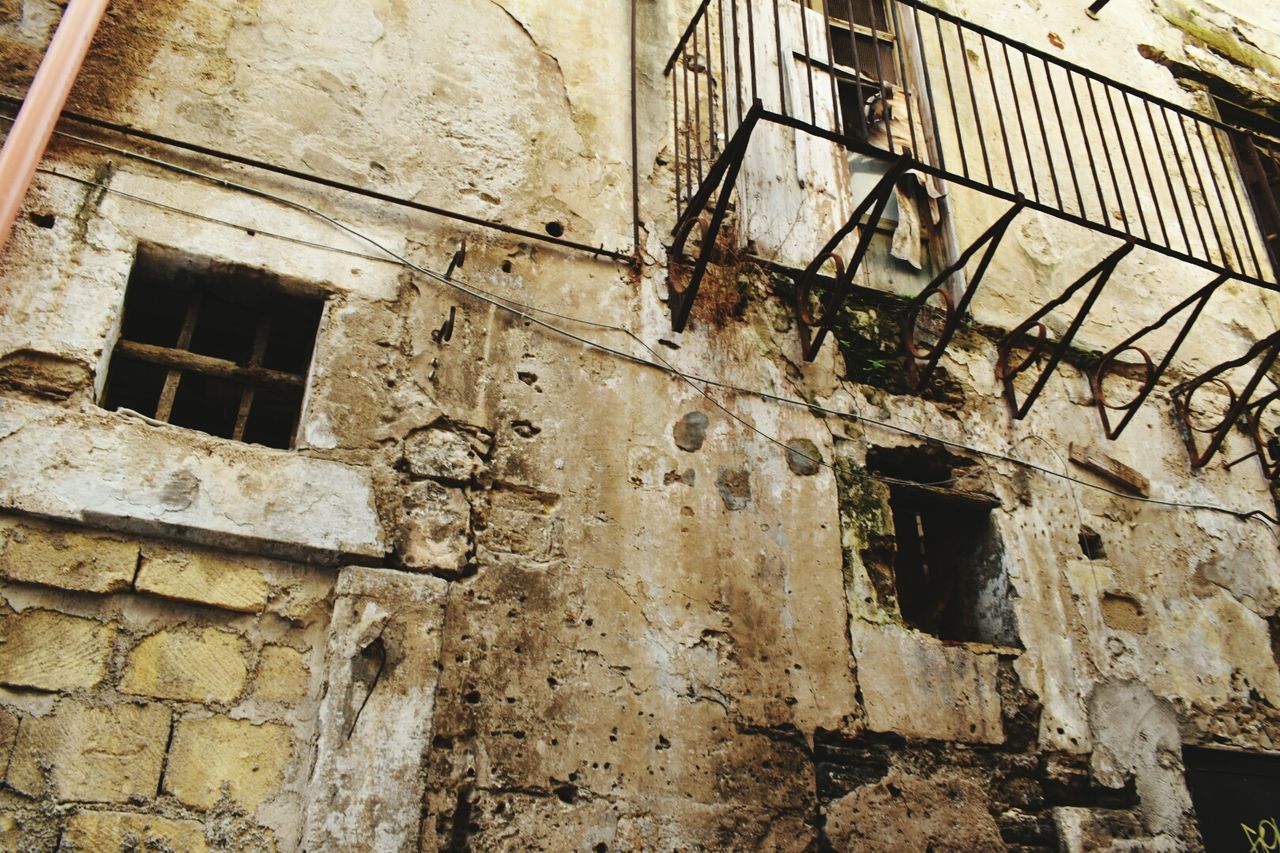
[0,0,111,253]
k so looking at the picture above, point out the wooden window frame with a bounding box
[101,248,323,449]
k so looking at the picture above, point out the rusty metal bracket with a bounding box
[444,241,467,280]
[903,197,1026,390]
[668,102,763,333]
[1224,389,1280,481]
[997,239,1134,420]
[432,306,456,345]
[1170,329,1280,469]
[1089,273,1228,440]
[794,154,913,362]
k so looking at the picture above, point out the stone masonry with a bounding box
[0,0,1279,850]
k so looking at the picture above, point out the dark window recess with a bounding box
[1183,746,1280,852]
[1078,526,1106,560]
[1219,98,1280,274]
[816,0,898,141]
[867,446,1018,646]
[101,247,324,449]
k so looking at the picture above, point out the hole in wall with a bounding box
[1078,526,1106,560]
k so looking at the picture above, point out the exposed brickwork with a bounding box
[0,609,116,692]
[135,546,270,614]
[0,518,137,593]
[253,645,310,704]
[164,716,294,811]
[61,810,208,852]
[6,701,171,803]
[120,627,250,704]
[0,513,327,849]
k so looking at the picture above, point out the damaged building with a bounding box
[0,0,1279,848]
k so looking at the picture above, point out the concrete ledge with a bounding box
[0,399,386,564]
[852,622,1005,744]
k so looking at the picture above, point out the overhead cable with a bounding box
[24,124,1280,532]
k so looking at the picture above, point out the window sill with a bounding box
[0,396,386,564]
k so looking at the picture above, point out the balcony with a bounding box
[663,0,1280,479]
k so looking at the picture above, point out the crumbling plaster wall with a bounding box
[0,0,1276,849]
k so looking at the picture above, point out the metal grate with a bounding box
[101,247,324,449]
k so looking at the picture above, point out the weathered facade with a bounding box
[0,0,1279,849]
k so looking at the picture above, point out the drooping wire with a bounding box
[21,121,1280,531]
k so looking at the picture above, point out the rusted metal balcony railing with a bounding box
[668,0,1276,283]
[664,0,1280,479]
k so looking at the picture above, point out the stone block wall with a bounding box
[0,514,331,851]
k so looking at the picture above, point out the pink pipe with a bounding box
[0,0,111,253]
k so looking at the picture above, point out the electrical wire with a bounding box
[22,123,1280,532]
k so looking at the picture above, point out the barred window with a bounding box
[101,247,324,449]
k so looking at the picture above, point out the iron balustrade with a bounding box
[664,0,1280,479]
[667,0,1276,284]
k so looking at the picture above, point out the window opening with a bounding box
[1218,97,1280,275]
[101,247,324,449]
[811,0,904,224]
[866,446,1017,646]
[1183,746,1280,851]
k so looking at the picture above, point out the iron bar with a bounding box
[904,198,1027,389]
[1213,124,1266,278]
[935,16,969,178]
[818,0,843,141]
[957,27,990,184]
[731,0,744,128]
[1242,390,1280,481]
[997,240,1135,419]
[1091,274,1227,439]
[1043,60,1083,217]
[1083,73,1129,231]
[704,9,716,158]
[1000,40,1039,203]
[1144,99,1191,254]
[1201,121,1249,274]
[1065,67,1110,227]
[683,61,694,207]
[845,0,870,140]
[893,0,1260,141]
[909,2,946,172]
[799,0,818,126]
[1171,330,1280,467]
[632,0,641,261]
[1122,90,1171,247]
[672,100,767,245]
[772,0,788,116]
[888,0,921,157]
[759,106,1280,291]
[1159,104,1211,259]
[716,0,729,151]
[693,25,705,182]
[673,72,682,219]
[797,156,912,359]
[670,107,763,332]
[1101,83,1149,240]
[1022,50,1063,210]
[666,0,714,73]
[868,0,892,154]
[981,33,1019,194]
[1178,111,1231,266]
